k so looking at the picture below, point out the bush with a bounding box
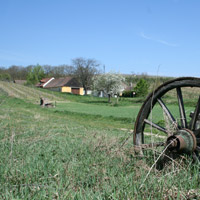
[26,64,45,85]
[0,73,11,81]
[134,79,149,97]
[122,90,135,97]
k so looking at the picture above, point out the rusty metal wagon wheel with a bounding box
[134,77,200,169]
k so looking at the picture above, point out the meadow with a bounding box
[0,81,200,199]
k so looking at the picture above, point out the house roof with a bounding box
[14,80,26,84]
[36,77,54,87]
[40,77,52,83]
[44,77,82,88]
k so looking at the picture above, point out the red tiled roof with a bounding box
[40,77,52,83]
[36,77,82,88]
[44,77,72,88]
[36,77,54,87]
[44,77,82,88]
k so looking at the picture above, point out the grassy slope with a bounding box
[0,83,200,199]
[0,81,65,103]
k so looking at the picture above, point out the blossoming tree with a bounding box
[93,72,125,103]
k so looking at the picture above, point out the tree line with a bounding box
[0,64,74,81]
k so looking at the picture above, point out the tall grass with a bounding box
[0,89,200,199]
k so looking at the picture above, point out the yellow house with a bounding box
[61,86,84,95]
[38,77,84,95]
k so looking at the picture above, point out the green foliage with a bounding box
[0,73,11,81]
[134,78,149,97]
[26,64,45,85]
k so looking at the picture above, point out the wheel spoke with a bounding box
[190,96,200,131]
[157,98,178,129]
[176,87,187,128]
[196,146,200,152]
[144,119,168,134]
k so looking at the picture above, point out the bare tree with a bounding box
[62,65,74,76]
[72,57,100,95]
[43,65,53,77]
[43,65,74,78]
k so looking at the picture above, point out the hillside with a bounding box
[0,81,66,104]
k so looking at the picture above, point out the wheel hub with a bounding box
[166,129,197,153]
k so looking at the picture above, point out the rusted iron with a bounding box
[166,129,196,153]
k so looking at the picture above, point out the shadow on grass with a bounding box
[54,110,135,124]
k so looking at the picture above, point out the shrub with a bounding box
[26,64,45,85]
[134,79,149,97]
[0,73,11,81]
[122,90,134,97]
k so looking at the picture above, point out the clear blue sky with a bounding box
[1,0,200,77]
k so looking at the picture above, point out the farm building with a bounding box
[13,80,27,85]
[36,77,84,95]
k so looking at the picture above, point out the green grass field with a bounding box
[0,82,200,199]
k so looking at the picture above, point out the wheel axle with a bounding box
[166,129,197,154]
